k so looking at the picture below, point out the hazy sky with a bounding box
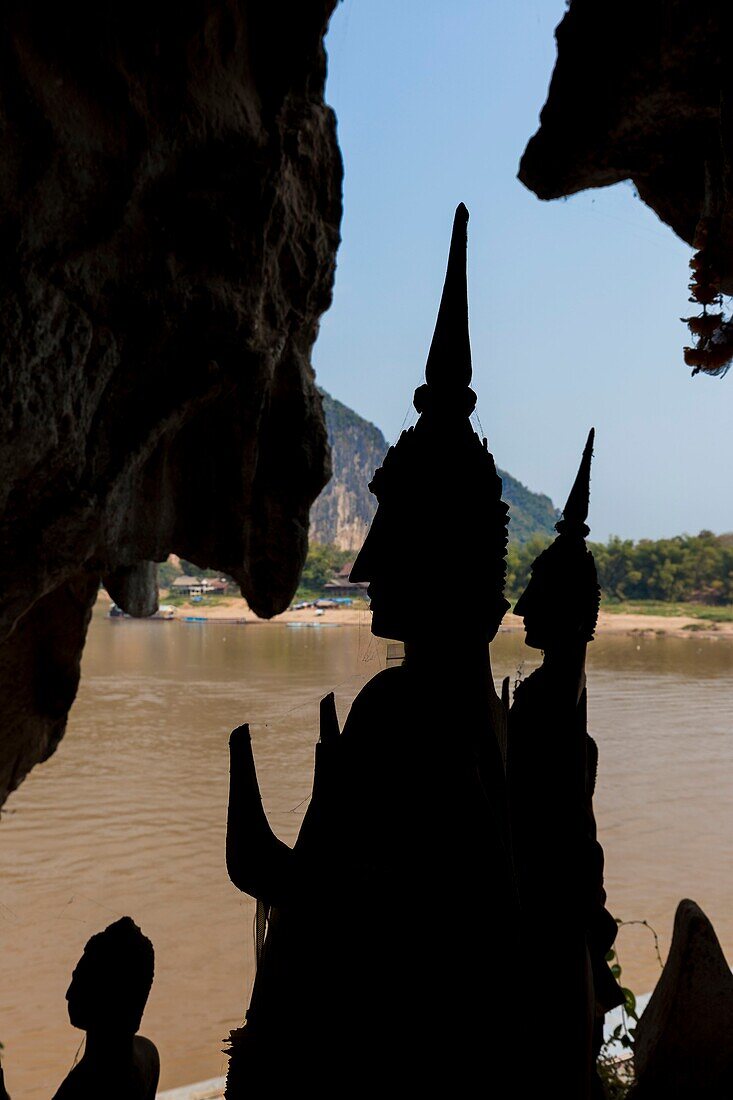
[312,0,730,542]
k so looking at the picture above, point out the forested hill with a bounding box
[499,468,558,544]
[310,390,558,549]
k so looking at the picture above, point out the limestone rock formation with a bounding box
[311,391,558,550]
[0,1,342,804]
[631,899,733,1099]
[309,390,389,551]
[520,3,729,275]
[519,3,733,375]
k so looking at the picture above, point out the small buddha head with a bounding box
[350,205,509,644]
[514,429,600,651]
[66,916,154,1035]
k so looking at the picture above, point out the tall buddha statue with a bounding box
[226,206,522,1096]
[508,431,623,1099]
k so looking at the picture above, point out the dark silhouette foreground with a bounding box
[629,899,733,1100]
[225,205,618,1095]
[509,429,623,1097]
[52,917,159,1100]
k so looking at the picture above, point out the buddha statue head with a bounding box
[66,916,155,1036]
[514,429,600,651]
[350,205,509,644]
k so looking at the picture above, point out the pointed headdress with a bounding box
[514,429,600,644]
[350,205,509,636]
[555,428,594,540]
[414,202,475,418]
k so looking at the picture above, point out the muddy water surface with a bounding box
[1,612,732,1095]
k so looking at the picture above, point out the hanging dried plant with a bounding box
[682,216,732,377]
[683,322,733,377]
[684,312,724,338]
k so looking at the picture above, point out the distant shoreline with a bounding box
[97,592,733,640]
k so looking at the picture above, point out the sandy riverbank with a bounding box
[99,592,733,639]
[594,611,730,638]
[595,608,733,639]
[251,604,733,639]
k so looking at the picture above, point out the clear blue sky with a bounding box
[312,0,730,543]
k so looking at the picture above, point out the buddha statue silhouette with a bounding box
[349,202,510,648]
[508,431,623,1099]
[52,917,159,1100]
[226,206,523,1096]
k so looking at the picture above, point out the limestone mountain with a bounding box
[310,390,558,550]
[309,391,387,551]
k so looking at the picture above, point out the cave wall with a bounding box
[0,1,342,804]
[519,1,727,284]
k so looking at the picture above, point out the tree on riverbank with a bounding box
[507,531,733,606]
[297,543,353,597]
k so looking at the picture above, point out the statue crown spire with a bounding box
[556,428,594,538]
[349,206,509,637]
[414,203,476,417]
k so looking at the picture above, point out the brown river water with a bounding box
[2,610,733,1096]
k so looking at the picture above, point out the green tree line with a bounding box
[507,531,733,605]
[298,543,354,595]
[161,532,733,608]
